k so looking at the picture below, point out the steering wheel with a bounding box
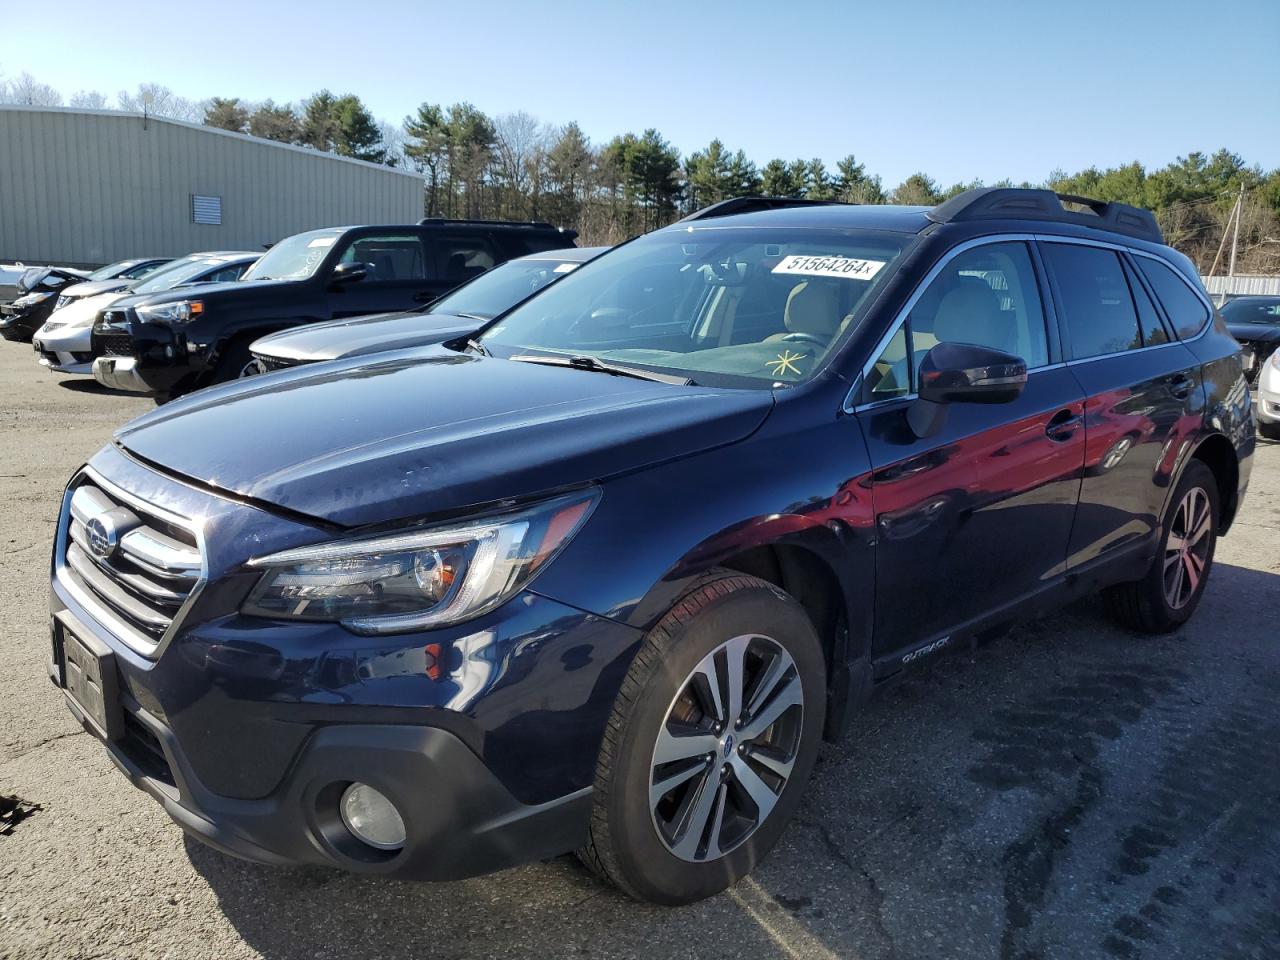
[779,332,828,347]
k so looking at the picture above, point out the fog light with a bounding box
[339,783,406,850]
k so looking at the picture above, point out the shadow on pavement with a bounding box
[190,563,1280,960]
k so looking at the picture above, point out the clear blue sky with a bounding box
[3,0,1277,187]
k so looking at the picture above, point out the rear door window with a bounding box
[1135,258,1211,339]
[1040,244,1142,359]
[1122,259,1170,346]
[435,236,499,285]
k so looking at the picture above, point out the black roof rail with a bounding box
[677,196,846,224]
[927,188,1162,244]
[417,216,567,231]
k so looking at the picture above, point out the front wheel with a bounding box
[1105,460,1219,633]
[579,572,825,905]
[1258,419,1280,442]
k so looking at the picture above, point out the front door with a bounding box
[328,232,436,318]
[856,239,1086,672]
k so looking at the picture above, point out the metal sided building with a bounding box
[0,106,423,267]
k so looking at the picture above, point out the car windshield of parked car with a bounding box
[87,260,142,281]
[129,257,230,294]
[1221,298,1280,324]
[479,228,908,387]
[241,229,343,282]
[431,257,588,320]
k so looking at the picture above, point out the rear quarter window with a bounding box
[1136,258,1211,340]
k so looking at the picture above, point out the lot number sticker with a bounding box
[772,255,886,280]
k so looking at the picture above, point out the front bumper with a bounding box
[92,355,151,393]
[48,445,641,878]
[34,324,95,374]
[91,317,206,396]
[1,303,49,341]
[52,635,591,878]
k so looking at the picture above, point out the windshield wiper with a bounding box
[464,337,491,356]
[510,354,694,385]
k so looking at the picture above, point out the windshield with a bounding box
[432,256,589,320]
[480,228,908,387]
[130,257,229,294]
[1221,298,1280,324]
[241,228,343,282]
[87,260,137,281]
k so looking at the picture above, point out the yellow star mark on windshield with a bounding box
[766,350,807,377]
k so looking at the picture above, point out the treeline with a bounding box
[3,70,1278,273]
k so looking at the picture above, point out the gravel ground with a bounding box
[0,344,1277,960]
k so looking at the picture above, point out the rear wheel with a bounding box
[579,572,825,905]
[1105,460,1218,633]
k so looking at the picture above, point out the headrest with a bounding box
[784,281,840,338]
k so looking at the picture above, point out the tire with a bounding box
[1104,460,1219,633]
[579,571,826,905]
[1258,419,1280,442]
[212,338,258,384]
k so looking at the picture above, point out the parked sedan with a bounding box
[52,258,172,312]
[1221,295,1280,382]
[248,246,608,373]
[1,266,90,342]
[34,253,257,375]
[1256,345,1280,440]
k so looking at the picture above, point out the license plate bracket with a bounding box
[52,612,124,741]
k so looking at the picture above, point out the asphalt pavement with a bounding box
[0,344,1277,960]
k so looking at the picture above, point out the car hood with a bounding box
[114,347,774,527]
[251,310,479,362]
[1227,321,1280,344]
[123,277,301,309]
[63,279,128,299]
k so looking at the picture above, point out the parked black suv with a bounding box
[49,190,1252,905]
[91,219,577,399]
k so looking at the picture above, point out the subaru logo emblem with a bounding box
[85,516,116,558]
[722,734,735,759]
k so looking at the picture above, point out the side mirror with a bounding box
[330,261,370,288]
[917,342,1027,405]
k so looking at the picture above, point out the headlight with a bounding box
[55,295,71,310]
[242,490,598,634]
[136,300,204,323]
[1270,350,1280,371]
[14,292,51,308]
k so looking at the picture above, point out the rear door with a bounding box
[433,234,501,297]
[1038,241,1204,572]
[327,231,436,318]
[856,238,1087,671]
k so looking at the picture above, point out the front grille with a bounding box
[250,352,300,373]
[58,476,203,657]
[99,334,134,357]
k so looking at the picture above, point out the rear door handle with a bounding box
[1168,374,1193,400]
[1045,408,1081,442]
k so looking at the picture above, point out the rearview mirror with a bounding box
[917,342,1027,405]
[330,262,370,287]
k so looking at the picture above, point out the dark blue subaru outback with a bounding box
[49,190,1253,905]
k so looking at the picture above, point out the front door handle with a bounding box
[1168,374,1193,400]
[1045,408,1081,442]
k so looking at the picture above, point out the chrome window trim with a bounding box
[845,233,1214,414]
[54,465,209,660]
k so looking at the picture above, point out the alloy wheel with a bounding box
[649,633,804,863]
[1163,487,1212,609]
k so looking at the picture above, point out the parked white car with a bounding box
[1257,345,1280,440]
[33,253,256,375]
